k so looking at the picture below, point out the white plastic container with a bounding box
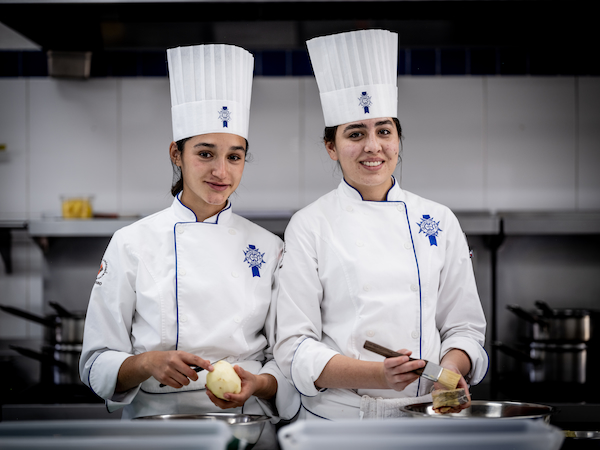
[278,418,564,450]
[0,419,231,449]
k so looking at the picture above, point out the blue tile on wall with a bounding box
[292,50,312,76]
[410,49,436,75]
[398,49,406,75]
[0,51,20,77]
[573,47,600,76]
[22,51,47,77]
[470,48,497,75]
[261,50,287,76]
[499,47,528,75]
[441,49,466,75]
[141,51,168,77]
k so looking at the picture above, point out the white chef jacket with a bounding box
[80,194,300,422]
[274,177,488,420]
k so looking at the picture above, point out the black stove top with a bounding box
[1,383,102,406]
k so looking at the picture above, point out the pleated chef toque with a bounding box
[306,29,398,127]
[167,44,254,142]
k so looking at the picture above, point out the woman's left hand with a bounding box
[206,366,276,409]
[433,360,471,413]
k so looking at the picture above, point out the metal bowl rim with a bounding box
[401,400,555,419]
[134,413,271,425]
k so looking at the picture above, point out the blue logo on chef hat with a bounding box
[218,106,231,128]
[417,215,442,246]
[358,91,372,114]
[244,245,265,277]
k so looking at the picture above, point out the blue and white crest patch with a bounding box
[417,215,442,246]
[244,245,265,277]
[218,106,231,128]
[358,91,372,114]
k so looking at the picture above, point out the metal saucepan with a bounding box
[135,413,270,450]
[507,300,592,342]
[10,343,83,385]
[400,400,555,423]
[0,302,85,344]
[494,340,587,384]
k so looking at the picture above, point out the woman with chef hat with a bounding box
[274,29,488,420]
[79,44,300,444]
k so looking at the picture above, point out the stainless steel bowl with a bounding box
[400,400,555,423]
[135,413,270,449]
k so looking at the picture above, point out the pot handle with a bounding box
[506,304,548,326]
[534,300,555,317]
[0,304,54,327]
[9,345,70,370]
[49,301,74,318]
[492,341,538,364]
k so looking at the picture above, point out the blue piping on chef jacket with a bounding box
[343,177,425,396]
[173,193,232,350]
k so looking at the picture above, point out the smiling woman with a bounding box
[169,133,247,222]
[324,118,402,201]
[78,43,300,447]
[273,29,488,422]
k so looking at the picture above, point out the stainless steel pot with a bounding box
[507,301,592,342]
[135,413,270,450]
[10,344,83,385]
[400,400,555,423]
[494,341,587,383]
[0,302,85,344]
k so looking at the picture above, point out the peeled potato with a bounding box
[206,360,241,400]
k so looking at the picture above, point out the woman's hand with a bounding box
[382,349,424,392]
[433,355,472,413]
[206,366,277,409]
[116,350,213,392]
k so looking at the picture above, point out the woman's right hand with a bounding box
[116,350,212,392]
[381,349,424,392]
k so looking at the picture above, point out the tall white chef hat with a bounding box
[167,44,254,142]
[306,29,398,127]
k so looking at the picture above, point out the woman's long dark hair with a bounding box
[170,136,250,197]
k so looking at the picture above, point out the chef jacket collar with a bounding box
[171,193,233,224]
[340,176,405,202]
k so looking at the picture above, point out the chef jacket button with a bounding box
[228,228,236,235]
[227,356,235,363]
[404,242,412,250]
[234,317,242,324]
[346,206,353,212]
[180,314,187,323]
[366,330,375,337]
[180,269,187,276]
[231,271,239,278]
[177,226,185,234]
[396,205,404,212]
[363,284,371,292]
[410,284,419,292]
[356,240,364,247]
[411,330,419,339]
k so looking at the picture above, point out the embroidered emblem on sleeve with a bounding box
[417,215,442,246]
[244,245,265,277]
[96,259,108,286]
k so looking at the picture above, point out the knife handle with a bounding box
[159,366,204,388]
[363,340,425,376]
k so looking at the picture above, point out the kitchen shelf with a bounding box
[16,211,600,238]
[501,212,600,235]
[28,218,139,237]
[455,212,501,235]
